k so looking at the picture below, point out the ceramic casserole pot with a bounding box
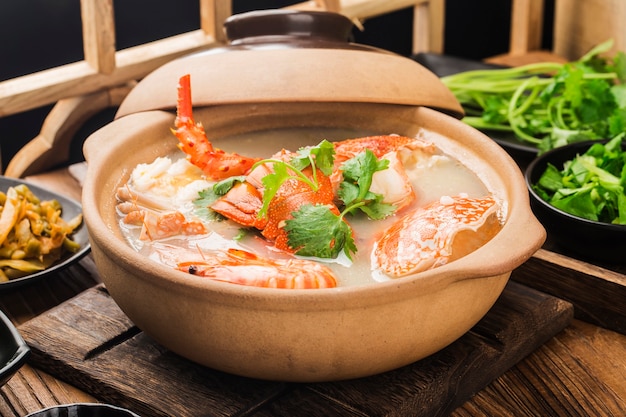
[82,10,545,382]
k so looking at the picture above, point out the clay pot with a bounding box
[82,10,544,382]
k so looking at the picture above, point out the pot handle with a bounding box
[446,207,546,282]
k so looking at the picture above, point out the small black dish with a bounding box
[0,308,30,386]
[25,403,141,417]
[525,140,626,263]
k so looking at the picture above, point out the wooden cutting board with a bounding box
[19,280,572,417]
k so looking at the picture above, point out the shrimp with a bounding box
[372,195,502,277]
[116,179,207,241]
[177,248,338,289]
[121,207,206,241]
[172,74,261,180]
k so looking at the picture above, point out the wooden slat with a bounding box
[0,30,220,117]
[0,0,445,117]
[333,0,430,19]
[290,0,445,53]
[4,84,134,178]
[0,0,226,117]
[491,0,625,65]
[80,0,116,74]
[512,248,626,335]
[453,319,626,417]
[553,0,625,60]
[509,0,544,55]
[200,0,231,44]
[413,0,444,54]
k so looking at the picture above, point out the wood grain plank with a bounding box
[0,257,100,325]
[17,280,573,417]
[80,0,116,74]
[19,286,290,417]
[512,249,626,334]
[453,320,626,416]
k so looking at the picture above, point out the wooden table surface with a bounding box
[1,167,626,417]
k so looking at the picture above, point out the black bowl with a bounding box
[525,140,626,263]
[25,403,141,417]
[0,308,30,386]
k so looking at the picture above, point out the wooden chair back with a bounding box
[489,0,625,66]
[3,0,445,178]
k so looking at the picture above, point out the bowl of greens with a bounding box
[441,39,626,156]
[526,134,626,262]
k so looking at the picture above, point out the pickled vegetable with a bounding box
[0,184,82,282]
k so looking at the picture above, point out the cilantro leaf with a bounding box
[259,161,291,218]
[357,192,397,219]
[340,149,388,202]
[292,139,335,176]
[284,204,356,260]
[214,176,246,195]
[441,40,626,152]
[337,149,397,220]
[257,140,335,218]
[533,133,626,224]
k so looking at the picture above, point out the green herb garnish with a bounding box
[336,149,396,219]
[533,133,626,223]
[283,148,396,260]
[442,39,626,152]
[283,204,357,260]
[192,140,398,260]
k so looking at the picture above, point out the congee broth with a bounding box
[116,126,496,287]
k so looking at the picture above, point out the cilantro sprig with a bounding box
[337,149,397,219]
[442,39,626,152]
[283,148,396,260]
[533,132,626,223]
[283,204,357,260]
[257,140,335,218]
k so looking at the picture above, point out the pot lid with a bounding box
[115,10,463,119]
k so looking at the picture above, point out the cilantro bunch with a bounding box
[196,140,397,260]
[442,40,626,152]
[532,133,626,224]
[283,144,396,260]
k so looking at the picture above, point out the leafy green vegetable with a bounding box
[192,140,398,260]
[337,149,396,219]
[533,133,626,223]
[283,204,357,260]
[442,39,626,152]
[284,148,397,260]
[257,140,336,218]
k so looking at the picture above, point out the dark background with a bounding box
[0,0,554,169]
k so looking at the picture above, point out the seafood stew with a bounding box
[83,84,544,381]
[115,76,502,289]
